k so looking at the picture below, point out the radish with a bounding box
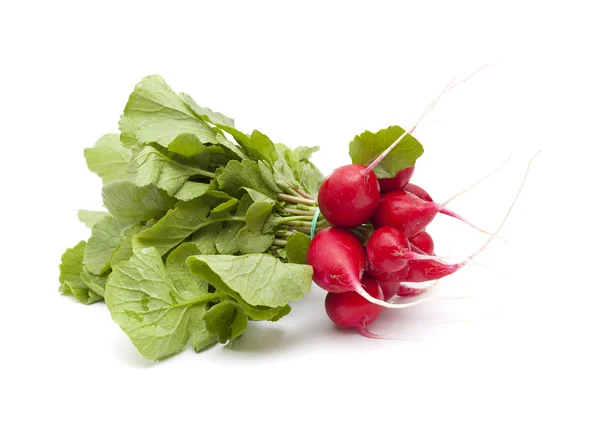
[378,166,415,193]
[307,226,447,309]
[366,226,439,273]
[372,190,491,238]
[410,231,435,255]
[379,281,402,301]
[376,154,537,283]
[325,277,383,335]
[404,183,432,202]
[318,164,380,228]
[307,226,366,293]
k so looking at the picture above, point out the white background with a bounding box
[1,1,598,428]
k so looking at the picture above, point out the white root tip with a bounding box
[442,153,512,206]
[355,284,471,309]
[460,151,540,267]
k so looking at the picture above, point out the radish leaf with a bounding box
[349,125,424,178]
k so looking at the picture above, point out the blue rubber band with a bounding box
[310,208,321,240]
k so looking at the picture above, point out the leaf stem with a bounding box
[278,215,314,223]
[273,239,287,246]
[192,167,216,179]
[171,292,226,309]
[283,208,316,216]
[276,230,294,237]
[292,187,317,201]
[277,194,316,206]
[289,226,312,233]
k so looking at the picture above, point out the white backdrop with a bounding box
[1,1,598,429]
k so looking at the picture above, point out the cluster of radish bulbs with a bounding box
[307,160,511,338]
[305,68,536,338]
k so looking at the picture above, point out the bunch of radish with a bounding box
[308,154,534,338]
[307,69,536,338]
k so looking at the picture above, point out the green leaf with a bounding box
[211,197,239,214]
[122,75,218,148]
[81,270,108,298]
[241,187,277,205]
[83,216,130,275]
[102,181,177,223]
[172,182,210,201]
[186,254,313,308]
[247,130,278,164]
[203,301,248,344]
[190,223,221,255]
[217,159,278,199]
[133,146,213,197]
[258,160,284,194]
[110,224,146,267]
[294,146,319,161]
[215,221,243,254]
[285,232,311,264]
[215,125,279,164]
[118,114,141,150]
[237,201,276,254]
[105,245,218,360]
[215,195,252,254]
[180,93,235,129]
[84,134,134,184]
[349,125,424,178]
[296,161,323,195]
[244,201,274,230]
[59,241,103,304]
[133,198,212,256]
[167,133,206,157]
[77,210,110,229]
[167,243,210,296]
[215,134,248,160]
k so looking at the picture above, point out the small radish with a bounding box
[366,226,439,273]
[318,164,380,228]
[307,227,437,309]
[404,183,433,202]
[378,166,415,193]
[379,281,401,301]
[325,277,383,334]
[307,226,366,293]
[372,190,491,238]
[410,231,435,255]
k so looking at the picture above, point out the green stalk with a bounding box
[277,194,317,206]
[171,292,226,309]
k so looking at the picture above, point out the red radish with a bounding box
[325,277,383,334]
[366,226,439,273]
[379,281,401,301]
[383,154,538,283]
[307,226,445,309]
[410,231,435,255]
[404,183,433,202]
[307,226,366,293]
[378,166,415,193]
[372,190,491,238]
[318,164,380,228]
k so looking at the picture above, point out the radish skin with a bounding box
[318,164,380,228]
